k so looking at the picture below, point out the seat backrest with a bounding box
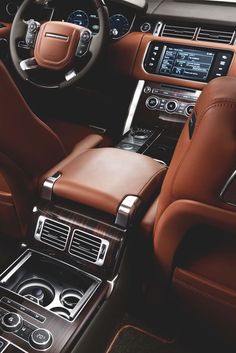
[154,76,236,283]
[0,62,66,238]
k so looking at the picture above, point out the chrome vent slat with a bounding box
[69,229,109,266]
[160,22,235,45]
[162,24,197,40]
[41,233,67,245]
[71,239,100,253]
[43,227,68,237]
[40,236,65,249]
[35,216,70,251]
[197,28,235,44]
[72,234,101,248]
[70,247,98,261]
[44,223,69,234]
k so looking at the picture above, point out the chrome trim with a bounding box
[41,173,62,201]
[65,70,77,81]
[123,80,145,135]
[106,275,118,298]
[20,58,38,71]
[34,216,71,251]
[220,170,236,206]
[0,252,31,284]
[153,21,163,36]
[69,228,110,267]
[115,195,142,228]
[89,125,106,133]
[45,33,69,41]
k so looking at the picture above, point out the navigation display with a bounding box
[157,46,215,82]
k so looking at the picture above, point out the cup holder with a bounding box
[17,279,55,307]
[50,307,71,320]
[60,289,84,309]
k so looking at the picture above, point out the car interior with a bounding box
[0,0,235,352]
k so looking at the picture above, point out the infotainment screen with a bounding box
[156,46,215,82]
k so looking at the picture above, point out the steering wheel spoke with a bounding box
[20,57,38,71]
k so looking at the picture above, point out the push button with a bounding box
[146,96,159,109]
[1,312,22,332]
[30,328,53,350]
[16,323,34,341]
[166,100,178,113]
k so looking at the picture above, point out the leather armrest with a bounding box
[43,148,167,216]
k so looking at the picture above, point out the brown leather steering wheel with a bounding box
[10,0,109,88]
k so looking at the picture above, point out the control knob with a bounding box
[185,104,195,117]
[146,96,159,110]
[1,312,22,332]
[166,100,178,113]
[30,328,53,350]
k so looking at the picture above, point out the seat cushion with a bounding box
[46,120,111,155]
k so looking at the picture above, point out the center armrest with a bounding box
[42,148,167,222]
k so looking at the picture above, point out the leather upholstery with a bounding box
[35,22,81,70]
[153,77,236,344]
[0,62,110,238]
[43,148,167,216]
[154,76,236,283]
[173,240,236,343]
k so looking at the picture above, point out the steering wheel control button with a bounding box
[30,329,53,350]
[146,96,159,109]
[0,337,8,352]
[166,100,178,113]
[185,104,195,117]
[1,312,22,332]
[25,20,40,48]
[140,22,151,32]
[81,30,92,43]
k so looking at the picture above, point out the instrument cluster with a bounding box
[66,9,134,39]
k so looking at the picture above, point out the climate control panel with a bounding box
[142,82,201,123]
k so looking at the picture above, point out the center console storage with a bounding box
[0,250,106,352]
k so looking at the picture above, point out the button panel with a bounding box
[1,297,45,323]
[142,82,201,123]
[0,298,53,351]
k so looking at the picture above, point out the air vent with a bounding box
[161,24,197,40]
[197,28,235,44]
[34,216,70,251]
[69,229,109,266]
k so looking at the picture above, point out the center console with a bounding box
[0,148,166,353]
[117,36,234,164]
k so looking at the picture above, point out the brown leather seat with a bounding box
[0,62,110,239]
[152,76,236,344]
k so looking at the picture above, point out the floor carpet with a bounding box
[106,325,189,353]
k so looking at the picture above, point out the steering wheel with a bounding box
[10,0,109,88]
